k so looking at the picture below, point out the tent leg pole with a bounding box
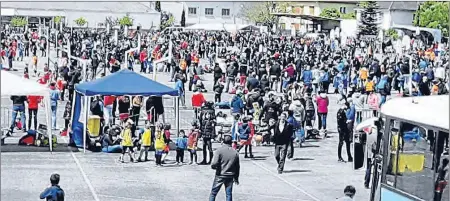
[175,96,179,137]
[83,96,88,153]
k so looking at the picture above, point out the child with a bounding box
[187,123,200,165]
[137,124,152,162]
[154,123,166,166]
[119,120,136,163]
[213,81,224,103]
[63,101,72,131]
[23,66,29,79]
[175,130,188,165]
[31,54,38,76]
[161,124,172,163]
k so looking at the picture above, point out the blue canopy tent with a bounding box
[71,69,179,152]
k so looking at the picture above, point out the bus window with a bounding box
[394,122,434,200]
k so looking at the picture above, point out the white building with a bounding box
[1,2,161,30]
[278,1,358,31]
[160,1,256,26]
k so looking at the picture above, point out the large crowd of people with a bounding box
[2,23,449,200]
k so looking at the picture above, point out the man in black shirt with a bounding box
[273,113,293,174]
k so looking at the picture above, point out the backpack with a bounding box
[238,124,250,140]
[337,108,347,124]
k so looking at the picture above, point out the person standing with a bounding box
[273,112,293,174]
[337,104,353,162]
[27,95,41,131]
[40,174,64,201]
[9,95,27,133]
[200,113,215,165]
[49,83,60,130]
[209,135,240,201]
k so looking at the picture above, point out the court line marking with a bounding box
[91,176,301,200]
[97,194,151,201]
[251,160,321,201]
[61,137,100,201]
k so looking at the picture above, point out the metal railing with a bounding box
[1,107,12,130]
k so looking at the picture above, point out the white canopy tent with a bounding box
[185,23,258,32]
[0,71,54,151]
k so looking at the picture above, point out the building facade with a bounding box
[356,1,418,30]
[278,1,358,31]
[0,2,161,30]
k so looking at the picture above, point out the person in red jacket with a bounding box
[139,49,148,73]
[27,95,41,130]
[103,95,116,126]
[191,89,206,118]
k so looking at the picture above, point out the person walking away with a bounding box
[273,112,293,174]
[187,121,200,164]
[376,75,390,107]
[351,89,366,124]
[63,101,72,132]
[200,113,215,164]
[139,48,148,73]
[337,104,353,162]
[40,174,64,201]
[230,92,244,116]
[213,81,224,103]
[119,120,136,163]
[154,123,166,166]
[315,91,329,136]
[175,77,185,107]
[213,63,223,86]
[301,65,313,93]
[237,116,253,158]
[175,130,188,165]
[311,66,321,94]
[320,68,331,93]
[9,96,27,133]
[286,110,299,159]
[337,185,356,201]
[27,95,41,131]
[209,135,240,201]
[137,124,152,162]
[49,83,60,130]
[225,62,238,93]
[187,62,197,91]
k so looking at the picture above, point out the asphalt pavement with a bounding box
[1,50,371,201]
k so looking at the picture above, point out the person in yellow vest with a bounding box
[119,120,137,163]
[359,66,369,89]
[365,78,375,95]
[154,123,166,166]
[137,124,152,162]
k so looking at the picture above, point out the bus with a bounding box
[369,95,449,201]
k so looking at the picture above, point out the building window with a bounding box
[222,8,230,16]
[293,6,304,14]
[205,8,214,16]
[309,6,315,15]
[188,7,197,15]
[280,23,286,30]
[340,7,347,14]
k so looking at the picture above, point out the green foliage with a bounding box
[358,1,380,36]
[119,14,133,27]
[160,14,174,30]
[319,8,356,19]
[243,2,289,27]
[319,8,341,18]
[413,1,449,37]
[10,17,28,27]
[386,28,399,40]
[54,16,62,24]
[155,1,161,12]
[74,17,87,26]
[181,9,186,27]
[340,12,356,19]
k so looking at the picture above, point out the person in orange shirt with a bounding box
[180,59,187,77]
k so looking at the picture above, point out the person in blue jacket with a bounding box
[230,91,244,115]
[345,100,356,135]
[301,65,313,89]
[175,77,185,107]
[40,174,64,201]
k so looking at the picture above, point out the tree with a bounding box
[54,16,62,24]
[340,12,356,20]
[119,14,133,27]
[413,1,449,37]
[180,9,186,27]
[386,28,399,40]
[74,17,88,27]
[155,1,161,12]
[319,8,341,19]
[10,17,28,27]
[358,1,380,37]
[243,2,290,27]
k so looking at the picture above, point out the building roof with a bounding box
[377,1,419,11]
[271,13,341,22]
[1,2,158,14]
